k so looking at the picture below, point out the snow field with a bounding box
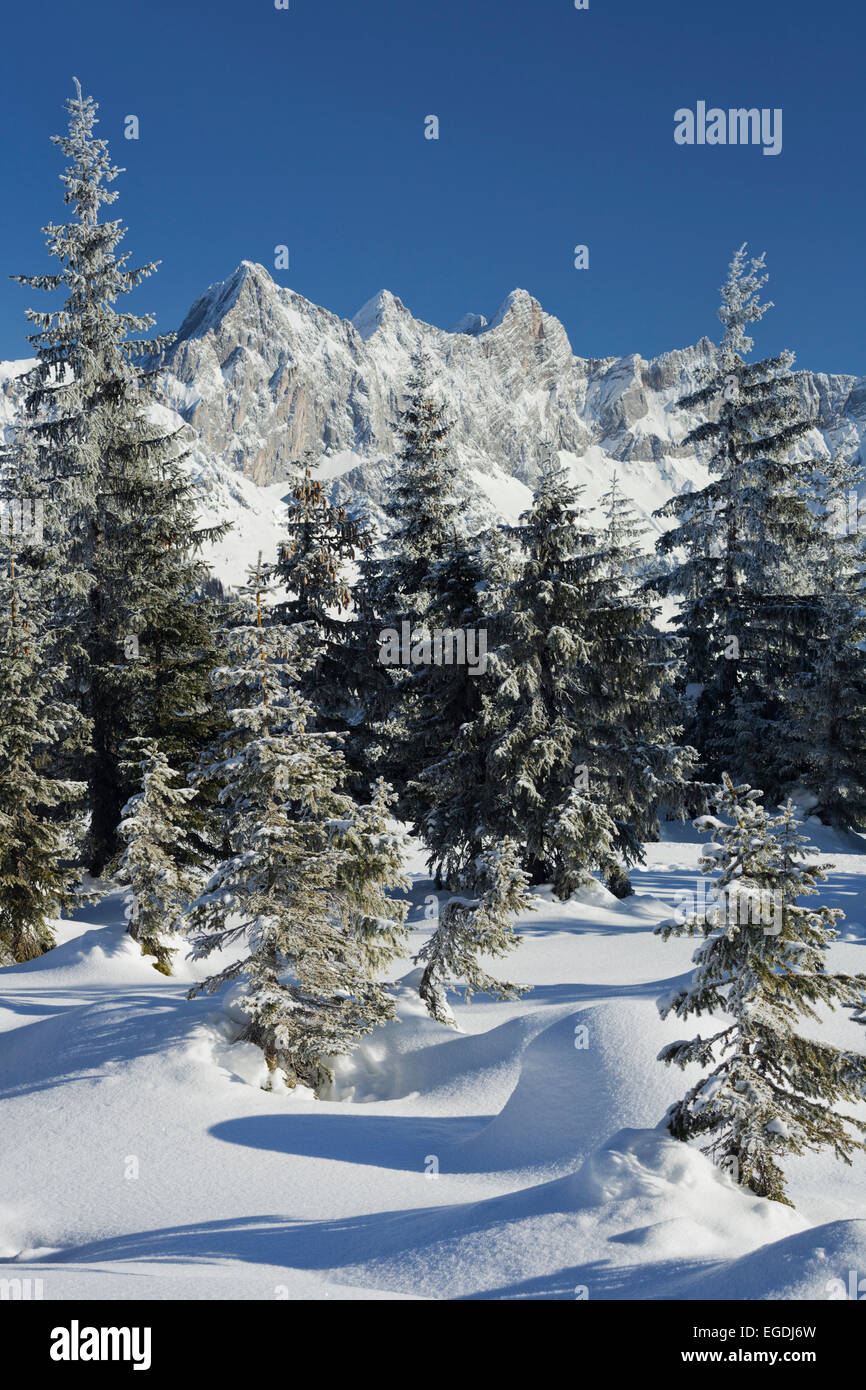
[1,822,865,1300]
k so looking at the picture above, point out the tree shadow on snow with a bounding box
[0,993,206,1100]
[210,1112,499,1173]
[34,1200,724,1301]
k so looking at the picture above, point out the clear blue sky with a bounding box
[0,0,862,374]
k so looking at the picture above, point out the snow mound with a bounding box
[569,1128,804,1253]
[312,1128,803,1300]
[453,1001,689,1175]
[683,1218,866,1301]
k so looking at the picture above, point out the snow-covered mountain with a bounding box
[3,260,866,583]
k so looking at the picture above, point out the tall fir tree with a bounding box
[338,540,398,792]
[15,79,224,874]
[577,473,694,879]
[372,351,466,807]
[651,246,817,796]
[415,461,689,898]
[380,350,461,613]
[656,775,866,1205]
[0,431,85,964]
[783,449,866,827]
[457,461,604,894]
[405,525,516,886]
[272,454,369,737]
[119,443,227,781]
[186,564,410,1093]
[399,523,509,843]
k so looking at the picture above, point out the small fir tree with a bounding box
[416,840,533,1027]
[117,739,203,974]
[186,564,410,1093]
[656,775,866,1205]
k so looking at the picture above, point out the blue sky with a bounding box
[0,0,862,373]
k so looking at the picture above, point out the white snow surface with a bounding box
[2,821,865,1300]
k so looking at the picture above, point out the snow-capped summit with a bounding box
[173,261,267,343]
[352,289,412,341]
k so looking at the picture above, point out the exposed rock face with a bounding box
[149,261,722,543]
[165,263,382,486]
[2,261,865,583]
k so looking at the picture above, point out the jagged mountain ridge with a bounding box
[2,260,865,583]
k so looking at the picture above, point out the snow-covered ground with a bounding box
[2,820,866,1301]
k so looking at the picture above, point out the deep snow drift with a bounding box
[1,821,865,1301]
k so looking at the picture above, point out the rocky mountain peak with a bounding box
[352,290,412,341]
[2,268,864,586]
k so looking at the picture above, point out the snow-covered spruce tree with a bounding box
[272,454,369,736]
[399,523,509,846]
[656,775,866,1205]
[380,351,461,615]
[117,739,203,974]
[373,352,466,806]
[121,449,227,778]
[15,79,224,875]
[0,437,84,964]
[418,461,690,899]
[783,449,866,828]
[3,396,91,786]
[651,246,817,796]
[408,463,604,893]
[416,840,533,1027]
[327,775,411,976]
[576,473,695,884]
[399,533,522,888]
[337,540,398,793]
[464,461,608,895]
[186,564,410,1093]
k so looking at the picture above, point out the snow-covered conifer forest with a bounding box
[2,76,866,1312]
